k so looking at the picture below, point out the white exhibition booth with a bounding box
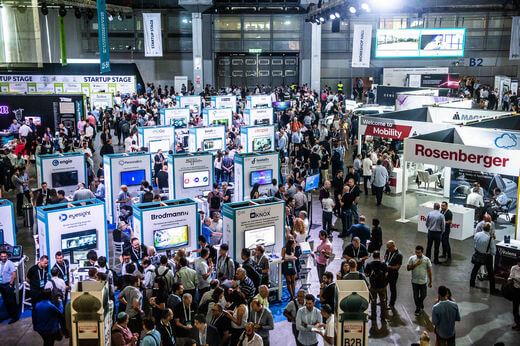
[401,127,520,238]
[211,95,237,112]
[202,108,233,127]
[91,92,114,109]
[243,108,274,126]
[233,152,280,202]
[176,95,201,115]
[36,152,87,197]
[133,199,199,254]
[37,199,108,269]
[395,93,460,111]
[0,200,16,246]
[188,125,226,153]
[167,152,214,200]
[240,125,276,153]
[103,152,153,224]
[246,95,272,109]
[417,201,475,240]
[137,125,175,153]
[159,107,190,127]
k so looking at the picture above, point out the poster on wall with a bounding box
[174,76,188,93]
[188,126,226,153]
[176,96,201,115]
[91,92,114,109]
[383,67,450,87]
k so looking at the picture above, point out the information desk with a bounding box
[417,201,474,240]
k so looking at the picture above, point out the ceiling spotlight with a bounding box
[329,13,336,20]
[117,12,123,21]
[349,6,357,14]
[361,3,371,12]
[319,16,325,22]
[182,18,188,24]
[107,11,114,21]
[41,2,48,16]
[74,7,81,19]
[86,8,94,20]
[58,5,67,17]
[335,12,341,18]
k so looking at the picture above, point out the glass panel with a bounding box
[440,16,456,28]
[273,16,300,31]
[109,17,135,32]
[214,16,241,31]
[219,58,230,65]
[466,37,484,50]
[232,59,243,65]
[285,70,296,77]
[488,30,510,36]
[244,33,270,39]
[245,71,257,77]
[273,32,300,39]
[259,70,270,77]
[272,70,283,76]
[379,16,407,29]
[258,59,270,65]
[215,32,241,38]
[466,30,485,37]
[272,59,283,65]
[488,17,505,28]
[245,59,257,65]
[243,40,271,51]
[272,40,300,51]
[244,16,270,31]
[167,15,192,34]
[136,16,142,31]
[285,58,297,65]
[167,37,192,52]
[232,71,243,77]
[215,40,241,51]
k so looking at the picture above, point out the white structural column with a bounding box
[310,24,321,92]
[192,12,203,94]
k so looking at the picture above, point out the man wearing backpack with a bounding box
[140,317,161,346]
[365,251,389,321]
[44,267,66,310]
[155,255,174,293]
[207,183,223,218]
[241,248,262,293]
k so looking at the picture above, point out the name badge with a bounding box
[39,280,45,288]
[186,322,191,327]
[0,274,3,282]
[171,337,175,344]
[386,261,389,265]
[63,275,68,282]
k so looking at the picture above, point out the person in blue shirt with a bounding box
[346,215,371,246]
[470,222,498,294]
[141,317,161,346]
[432,285,460,345]
[8,119,20,136]
[0,251,18,324]
[34,288,63,346]
[94,178,105,201]
[201,217,214,244]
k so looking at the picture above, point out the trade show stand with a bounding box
[243,107,274,126]
[167,152,214,200]
[103,152,153,224]
[202,108,233,127]
[188,125,226,153]
[133,199,199,254]
[176,95,201,115]
[36,152,87,197]
[159,108,190,126]
[246,95,272,109]
[0,199,16,246]
[37,199,108,270]
[240,125,276,154]
[211,95,237,112]
[417,201,474,240]
[233,151,280,202]
[137,125,175,153]
[495,240,520,279]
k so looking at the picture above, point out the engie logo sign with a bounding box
[59,210,91,222]
[52,159,73,166]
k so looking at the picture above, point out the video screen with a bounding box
[170,118,187,128]
[273,101,291,112]
[61,229,97,253]
[420,30,465,57]
[203,138,223,151]
[305,174,320,192]
[52,171,79,187]
[121,170,146,186]
[149,139,170,153]
[254,118,271,125]
[244,226,276,249]
[25,116,42,126]
[253,137,272,152]
[154,226,189,250]
[71,249,90,264]
[0,229,4,245]
[251,169,273,185]
[213,119,229,127]
[183,171,210,188]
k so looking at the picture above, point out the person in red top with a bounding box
[87,113,96,126]
[14,139,26,156]
[312,230,332,283]
[111,312,139,346]
[290,118,302,133]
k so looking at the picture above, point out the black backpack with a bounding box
[142,190,154,203]
[209,192,221,210]
[243,262,261,289]
[49,279,64,307]
[369,264,387,288]
[155,267,170,291]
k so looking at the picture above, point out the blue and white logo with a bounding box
[495,133,517,149]
[52,159,60,166]
[59,214,68,221]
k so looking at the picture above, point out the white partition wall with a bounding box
[159,108,190,126]
[233,152,280,202]
[202,108,233,127]
[0,200,16,246]
[36,153,87,197]
[240,125,276,153]
[243,108,273,126]
[246,95,272,109]
[188,125,226,153]
[211,95,237,112]
[167,152,214,200]
[137,125,175,153]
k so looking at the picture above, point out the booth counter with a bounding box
[133,199,199,254]
[137,125,175,153]
[233,152,280,202]
[37,199,108,269]
[36,152,87,197]
[417,201,475,240]
[167,152,214,200]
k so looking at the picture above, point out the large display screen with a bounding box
[52,171,79,187]
[170,118,187,128]
[376,28,465,58]
[273,101,291,112]
[254,118,271,125]
[251,169,273,185]
[121,170,146,186]
[305,174,320,192]
[244,226,276,249]
[253,137,272,152]
[183,171,210,188]
[149,139,170,153]
[61,229,97,253]
[213,119,229,127]
[154,226,189,250]
[203,138,223,151]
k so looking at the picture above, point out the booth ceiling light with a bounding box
[58,5,67,17]
[329,13,336,20]
[334,11,341,18]
[319,16,325,22]
[349,6,357,14]
[41,2,48,16]
[361,3,371,12]
[107,11,114,21]
[74,7,81,19]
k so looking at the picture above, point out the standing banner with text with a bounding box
[96,0,111,73]
[352,24,372,68]
[143,13,163,57]
[510,17,520,60]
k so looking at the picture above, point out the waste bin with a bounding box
[23,203,34,227]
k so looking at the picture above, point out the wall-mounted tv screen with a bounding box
[170,118,187,127]
[149,139,170,153]
[254,118,271,125]
[183,171,210,188]
[213,119,229,127]
[253,137,272,152]
[305,174,320,192]
[154,225,189,250]
[244,226,276,249]
[71,249,90,264]
[273,101,291,112]
[121,170,146,186]
[251,169,273,185]
[61,229,97,253]
[52,171,79,187]
[203,138,223,151]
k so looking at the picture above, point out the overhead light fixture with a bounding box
[117,12,123,21]
[319,16,325,22]
[349,6,357,14]
[58,5,67,17]
[361,3,371,12]
[74,7,81,19]
[86,8,94,20]
[335,12,341,18]
[41,2,48,16]
[182,18,188,23]
[329,13,336,20]
[107,11,114,21]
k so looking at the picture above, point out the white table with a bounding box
[417,201,475,240]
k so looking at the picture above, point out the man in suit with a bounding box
[193,314,220,346]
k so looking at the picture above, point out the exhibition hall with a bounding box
[0,0,520,345]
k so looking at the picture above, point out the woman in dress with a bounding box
[281,238,298,299]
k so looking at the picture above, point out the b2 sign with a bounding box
[376,28,465,58]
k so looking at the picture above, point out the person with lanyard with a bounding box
[26,255,49,326]
[129,237,147,270]
[53,251,70,298]
[209,303,231,345]
[342,237,369,273]
[111,312,139,346]
[248,298,274,346]
[140,317,161,346]
[254,245,270,286]
[440,201,453,261]
[384,240,403,309]
[0,250,19,324]
[238,322,264,346]
[296,294,322,346]
[153,149,166,177]
[156,309,175,346]
[173,293,195,338]
[194,313,221,346]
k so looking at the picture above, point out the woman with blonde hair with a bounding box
[293,217,306,275]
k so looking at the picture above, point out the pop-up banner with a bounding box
[234,152,280,202]
[133,199,198,252]
[243,108,273,126]
[91,92,113,109]
[36,153,87,197]
[104,152,153,224]
[202,108,233,127]
[176,95,201,115]
[360,116,453,139]
[222,198,285,261]
[167,152,214,200]
[137,125,175,153]
[246,95,272,109]
[211,95,237,112]
[0,200,16,246]
[240,125,276,153]
[37,199,108,268]
[427,106,509,124]
[188,125,226,153]
[160,108,190,127]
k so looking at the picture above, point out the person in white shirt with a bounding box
[314,304,335,346]
[361,154,373,195]
[44,267,66,298]
[466,187,484,208]
[194,248,213,297]
[209,212,223,233]
[19,123,32,138]
[238,322,263,346]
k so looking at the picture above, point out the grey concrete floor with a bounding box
[1,137,519,345]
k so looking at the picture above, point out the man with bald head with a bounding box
[384,240,403,308]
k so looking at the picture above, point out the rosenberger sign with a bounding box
[404,139,519,176]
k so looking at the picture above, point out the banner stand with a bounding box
[0,199,16,246]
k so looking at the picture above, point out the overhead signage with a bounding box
[352,24,372,68]
[143,13,163,57]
